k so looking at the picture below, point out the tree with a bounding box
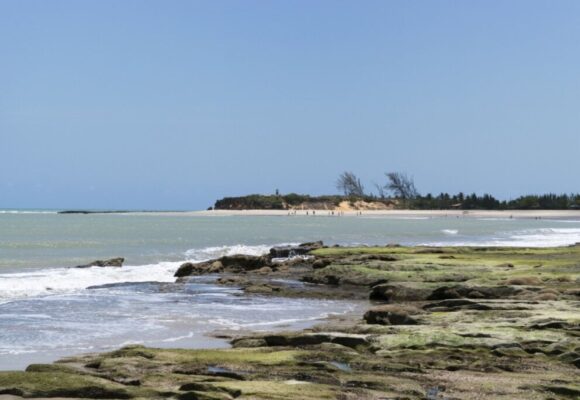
[336,171,365,197]
[385,172,418,199]
[373,182,386,199]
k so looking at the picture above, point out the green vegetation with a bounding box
[2,244,579,399]
[0,371,136,398]
[410,192,580,210]
[310,245,580,288]
[213,191,580,210]
[214,171,580,210]
[213,193,388,210]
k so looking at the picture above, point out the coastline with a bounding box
[2,243,578,399]
[132,209,580,220]
[11,209,579,220]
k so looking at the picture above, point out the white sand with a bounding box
[131,209,580,220]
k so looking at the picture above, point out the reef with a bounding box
[1,244,579,399]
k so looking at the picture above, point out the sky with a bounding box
[1,1,579,210]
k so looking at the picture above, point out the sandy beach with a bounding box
[133,209,580,220]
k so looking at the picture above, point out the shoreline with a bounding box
[1,304,367,372]
[135,209,580,219]
[2,243,578,399]
[5,209,580,220]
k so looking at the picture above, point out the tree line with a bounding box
[336,171,580,210]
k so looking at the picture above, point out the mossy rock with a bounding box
[0,372,136,398]
[213,380,337,400]
[364,305,420,325]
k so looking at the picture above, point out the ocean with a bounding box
[1,211,580,370]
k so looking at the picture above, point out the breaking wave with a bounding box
[183,244,280,261]
[426,228,580,247]
[0,244,277,302]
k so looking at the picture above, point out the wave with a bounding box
[0,244,278,302]
[160,332,195,343]
[206,311,351,331]
[441,229,459,235]
[0,261,181,303]
[425,227,580,247]
[506,228,580,247]
[183,243,289,261]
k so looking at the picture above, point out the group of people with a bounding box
[286,210,363,216]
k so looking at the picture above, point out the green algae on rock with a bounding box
[1,244,579,399]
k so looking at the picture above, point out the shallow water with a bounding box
[2,212,580,271]
[1,212,579,370]
[0,276,362,370]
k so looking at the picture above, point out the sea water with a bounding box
[1,212,579,370]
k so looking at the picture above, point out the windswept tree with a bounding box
[385,172,418,199]
[373,182,386,199]
[336,171,365,197]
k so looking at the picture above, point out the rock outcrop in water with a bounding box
[174,242,321,278]
[3,244,580,399]
[269,241,323,258]
[75,257,125,268]
[174,255,272,277]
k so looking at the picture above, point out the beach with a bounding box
[1,212,579,398]
[136,209,580,220]
[4,0,579,397]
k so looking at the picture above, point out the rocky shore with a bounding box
[1,243,579,399]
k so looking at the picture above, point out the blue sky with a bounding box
[1,1,579,210]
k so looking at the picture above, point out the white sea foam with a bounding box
[2,349,38,355]
[0,262,181,302]
[441,229,459,235]
[0,244,278,302]
[207,314,335,331]
[506,228,580,247]
[161,332,195,342]
[425,228,580,247]
[183,244,277,261]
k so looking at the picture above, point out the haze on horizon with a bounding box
[2,1,579,210]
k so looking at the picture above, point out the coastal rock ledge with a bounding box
[2,244,580,399]
[75,257,125,268]
[174,242,321,278]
